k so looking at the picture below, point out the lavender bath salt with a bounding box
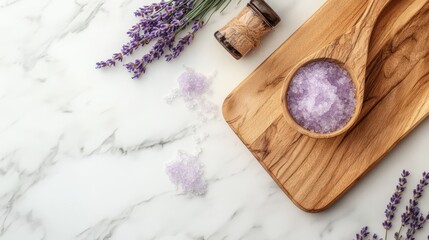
[166,68,218,121]
[166,151,207,196]
[287,60,356,133]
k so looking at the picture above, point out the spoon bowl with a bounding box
[280,0,392,138]
[281,58,363,138]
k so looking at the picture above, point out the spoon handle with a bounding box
[357,0,393,30]
[345,0,392,71]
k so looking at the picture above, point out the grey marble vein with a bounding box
[76,192,171,240]
[0,141,60,236]
[89,125,196,155]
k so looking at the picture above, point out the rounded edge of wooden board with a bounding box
[222,96,328,213]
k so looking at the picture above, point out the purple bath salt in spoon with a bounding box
[280,0,392,138]
[286,61,356,134]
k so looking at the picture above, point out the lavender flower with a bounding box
[401,172,429,230]
[354,227,385,240]
[383,170,410,230]
[124,37,172,78]
[373,233,382,240]
[414,172,429,199]
[96,0,233,78]
[96,1,187,71]
[394,232,400,240]
[404,208,429,239]
[166,21,203,61]
[356,227,370,240]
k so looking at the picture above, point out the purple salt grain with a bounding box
[177,69,209,100]
[287,60,356,133]
[166,68,218,121]
[166,151,207,196]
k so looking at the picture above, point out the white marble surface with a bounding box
[0,0,428,239]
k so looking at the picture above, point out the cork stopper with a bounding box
[215,0,281,59]
[248,0,281,28]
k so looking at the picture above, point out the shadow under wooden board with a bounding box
[222,0,429,212]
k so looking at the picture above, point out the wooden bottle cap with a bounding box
[248,0,281,28]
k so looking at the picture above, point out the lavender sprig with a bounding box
[383,170,410,231]
[414,172,429,199]
[399,172,429,240]
[96,0,234,78]
[96,0,189,71]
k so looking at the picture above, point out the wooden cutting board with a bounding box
[222,0,429,212]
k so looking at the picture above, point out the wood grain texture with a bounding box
[222,0,429,212]
[281,0,392,138]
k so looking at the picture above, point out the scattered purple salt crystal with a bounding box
[194,133,210,145]
[177,68,209,100]
[287,60,356,133]
[166,68,218,121]
[166,151,207,196]
[197,99,218,121]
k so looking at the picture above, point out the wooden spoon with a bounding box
[280,0,392,138]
